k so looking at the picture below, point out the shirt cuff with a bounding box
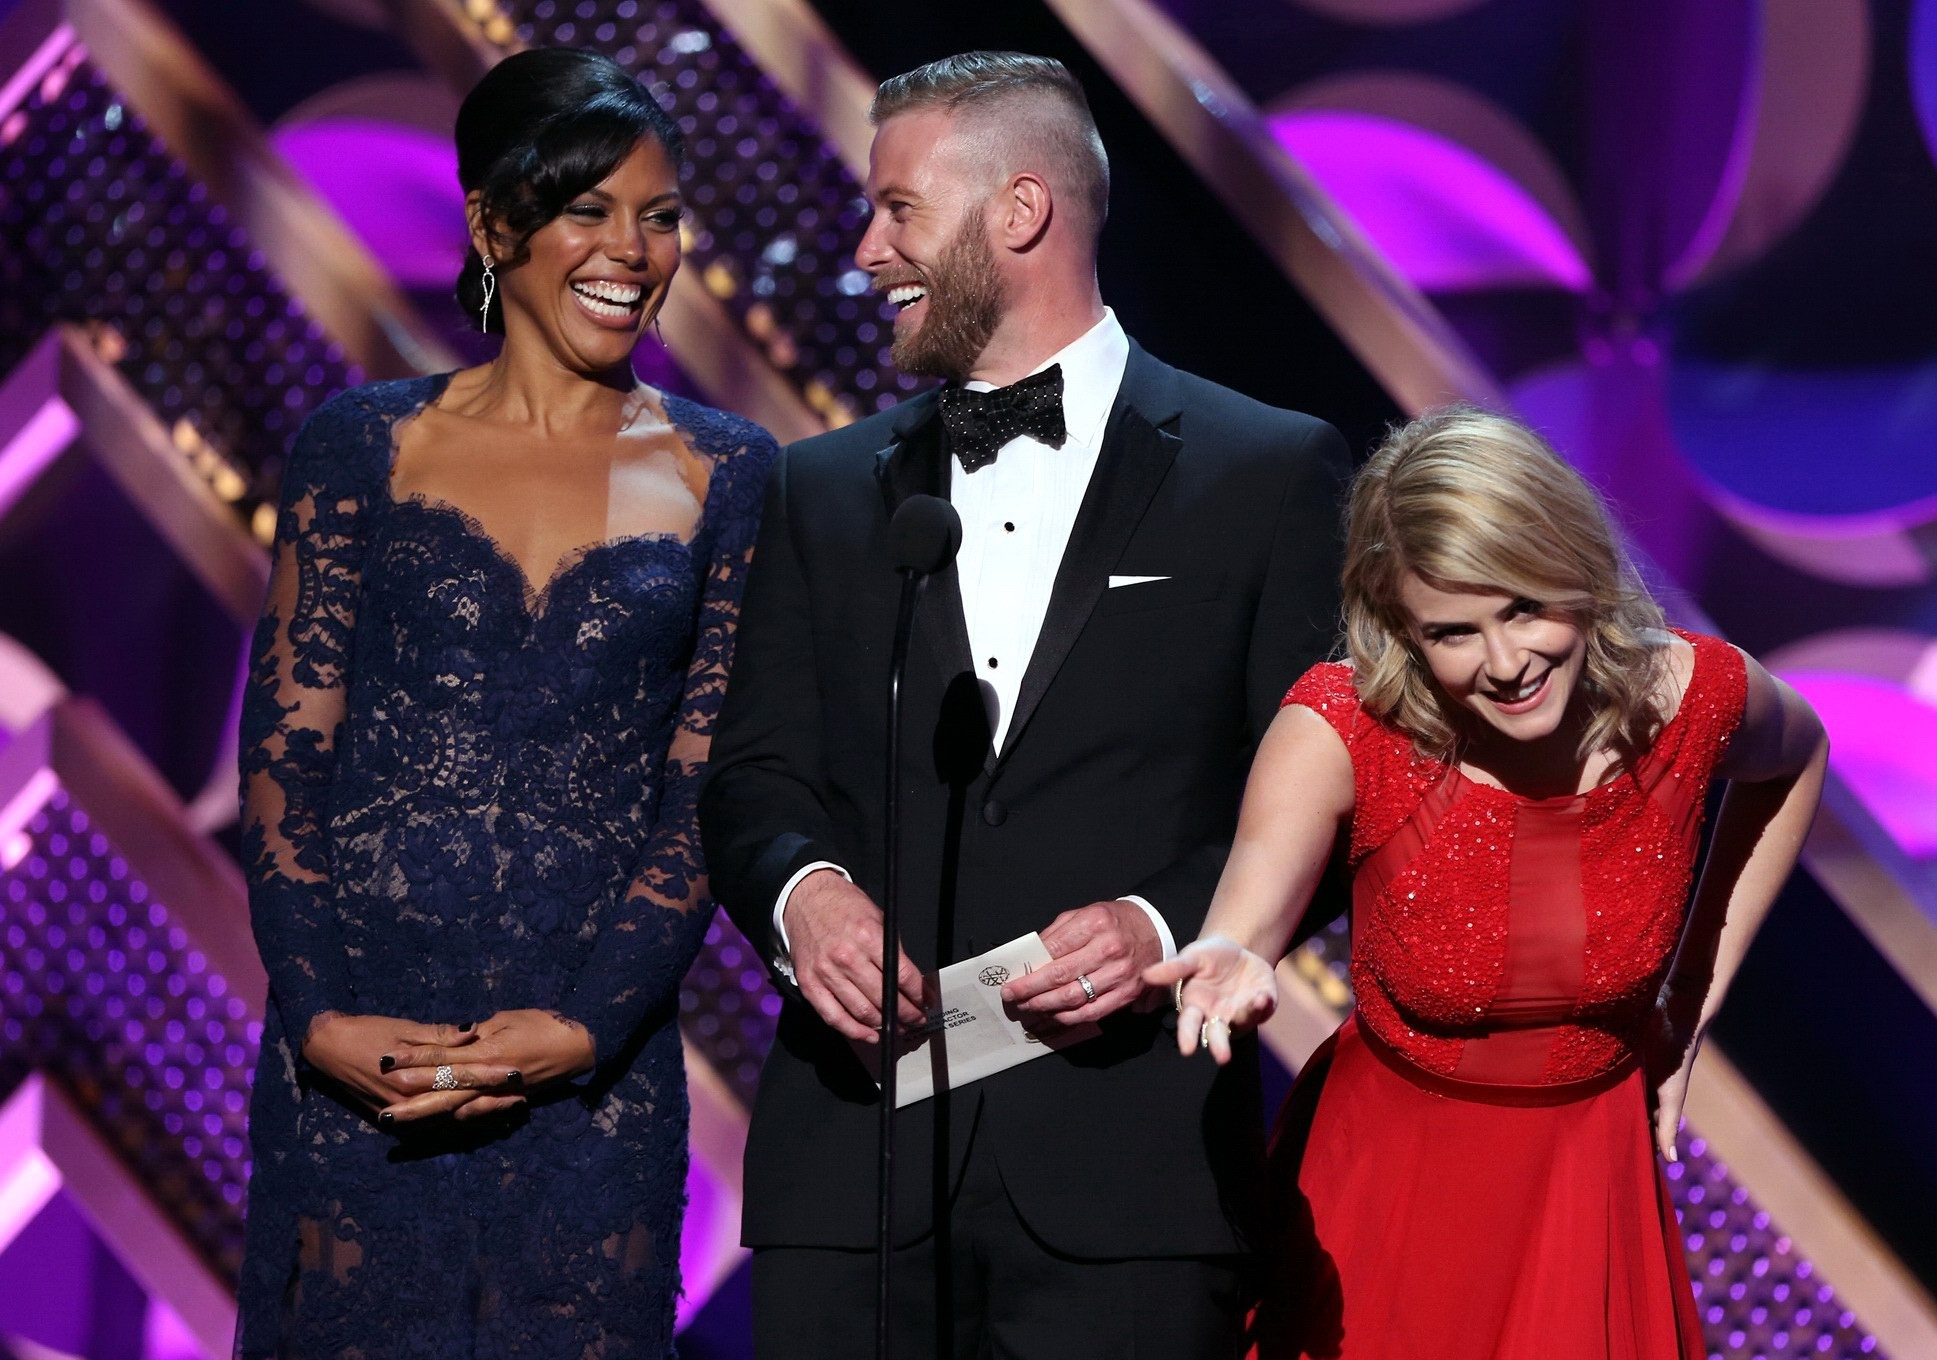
[772,861,851,984]
[1118,895,1176,961]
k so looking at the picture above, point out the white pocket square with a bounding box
[1107,575,1171,588]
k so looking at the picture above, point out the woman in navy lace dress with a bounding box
[235,50,776,1356]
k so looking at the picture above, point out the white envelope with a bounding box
[862,933,1102,1108]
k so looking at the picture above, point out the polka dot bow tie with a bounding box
[938,365,1068,472]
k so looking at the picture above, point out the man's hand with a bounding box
[785,869,927,1043]
[1000,901,1162,1025]
[300,1013,479,1115]
[380,1008,596,1126]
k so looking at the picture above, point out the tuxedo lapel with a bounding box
[998,344,1183,767]
[874,392,974,686]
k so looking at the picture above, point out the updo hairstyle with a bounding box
[453,48,685,334]
[1340,405,1671,766]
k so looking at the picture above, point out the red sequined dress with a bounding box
[1252,630,1745,1360]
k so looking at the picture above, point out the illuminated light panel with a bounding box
[0,44,357,524]
[1779,672,1937,859]
[1268,110,1595,293]
[0,783,260,1280]
[0,1075,235,1358]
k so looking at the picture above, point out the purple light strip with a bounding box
[0,393,79,519]
[0,21,75,123]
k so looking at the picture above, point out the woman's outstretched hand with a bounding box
[379,1008,597,1125]
[1143,935,1278,1065]
[301,1014,480,1115]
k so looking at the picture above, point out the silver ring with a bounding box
[1076,973,1097,1002]
[431,1064,458,1092]
[1199,1017,1228,1047]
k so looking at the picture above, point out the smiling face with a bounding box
[856,109,1008,380]
[1397,573,1588,749]
[478,136,681,372]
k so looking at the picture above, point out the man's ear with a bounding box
[998,172,1053,252]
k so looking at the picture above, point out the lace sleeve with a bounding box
[238,394,378,1049]
[559,423,778,1066]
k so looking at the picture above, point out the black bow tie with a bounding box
[938,365,1068,473]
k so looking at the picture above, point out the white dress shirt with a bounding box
[773,310,1175,973]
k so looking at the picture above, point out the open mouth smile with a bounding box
[884,282,928,314]
[1481,669,1552,714]
[570,278,646,325]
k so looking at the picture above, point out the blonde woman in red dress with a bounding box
[1146,407,1828,1360]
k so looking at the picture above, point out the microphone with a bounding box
[889,493,963,577]
[877,493,960,1360]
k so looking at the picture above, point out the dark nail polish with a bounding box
[379,1055,394,1073]
[459,1022,475,1033]
[505,1070,524,1089]
[378,1110,394,1126]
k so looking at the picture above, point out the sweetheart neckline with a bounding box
[378,372,715,618]
[390,494,695,618]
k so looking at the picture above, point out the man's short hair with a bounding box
[870,51,1110,242]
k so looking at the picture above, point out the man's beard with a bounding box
[887,216,1006,382]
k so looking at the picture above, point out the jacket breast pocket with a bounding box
[1092,572,1227,617]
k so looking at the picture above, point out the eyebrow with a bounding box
[871,184,921,205]
[1417,596,1537,633]
[576,188,684,206]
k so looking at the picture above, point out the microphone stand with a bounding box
[877,560,924,1360]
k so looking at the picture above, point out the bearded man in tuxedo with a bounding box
[700,50,1349,1359]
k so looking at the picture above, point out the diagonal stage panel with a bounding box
[1042,0,1502,416]
[0,698,263,1283]
[0,9,362,518]
[0,0,452,384]
[0,1075,233,1359]
[1803,777,1937,1016]
[0,326,266,628]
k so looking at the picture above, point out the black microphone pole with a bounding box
[878,494,961,1360]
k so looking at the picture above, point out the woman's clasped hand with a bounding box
[301,1009,596,1127]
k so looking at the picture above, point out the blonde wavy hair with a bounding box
[1341,405,1671,765]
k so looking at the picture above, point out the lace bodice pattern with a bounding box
[1284,631,1746,1087]
[235,373,776,1358]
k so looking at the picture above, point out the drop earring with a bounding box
[479,255,496,332]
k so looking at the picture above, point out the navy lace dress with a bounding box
[234,374,776,1357]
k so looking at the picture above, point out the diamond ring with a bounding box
[431,1064,458,1091]
[1076,973,1097,1003]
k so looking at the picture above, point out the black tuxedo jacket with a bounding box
[699,341,1349,1257]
